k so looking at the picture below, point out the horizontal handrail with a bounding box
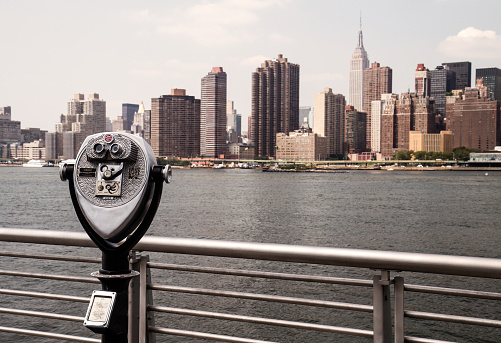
[0,288,90,303]
[405,310,501,328]
[0,326,99,343]
[149,305,374,337]
[0,307,83,322]
[0,269,98,284]
[1,228,501,278]
[148,262,373,286]
[405,284,501,300]
[150,284,373,312]
[148,326,276,343]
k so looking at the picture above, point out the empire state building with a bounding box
[349,20,370,112]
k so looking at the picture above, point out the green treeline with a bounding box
[392,147,481,161]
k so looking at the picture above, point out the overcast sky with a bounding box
[1,0,500,132]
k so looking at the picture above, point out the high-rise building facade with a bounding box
[313,88,345,156]
[409,130,453,153]
[363,62,392,150]
[345,105,366,154]
[151,89,201,158]
[201,67,227,158]
[380,94,399,158]
[442,61,471,91]
[54,93,106,158]
[226,100,242,137]
[431,65,456,121]
[251,54,300,158]
[371,93,398,153]
[276,129,328,162]
[476,67,501,101]
[0,106,21,144]
[415,64,431,97]
[349,21,370,111]
[299,106,312,127]
[446,79,500,151]
[122,103,139,131]
[380,93,436,158]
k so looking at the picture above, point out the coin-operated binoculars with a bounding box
[60,132,171,342]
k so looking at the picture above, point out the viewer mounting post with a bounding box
[60,132,171,342]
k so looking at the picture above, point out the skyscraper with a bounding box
[430,65,456,119]
[349,19,370,111]
[345,105,366,154]
[371,93,398,153]
[476,67,501,101]
[299,106,312,127]
[131,101,151,141]
[122,103,139,132]
[251,54,300,158]
[415,64,431,97]
[380,93,436,159]
[56,93,106,158]
[446,79,500,150]
[363,62,392,150]
[151,89,201,158]
[201,67,227,158]
[227,100,242,137]
[442,61,471,91]
[313,88,345,156]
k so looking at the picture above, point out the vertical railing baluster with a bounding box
[129,251,141,343]
[138,254,156,343]
[373,270,392,343]
[394,275,405,343]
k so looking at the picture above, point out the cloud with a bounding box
[151,1,288,46]
[438,27,501,59]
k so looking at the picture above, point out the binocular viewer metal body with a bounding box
[60,132,171,270]
[61,132,170,243]
[61,132,171,339]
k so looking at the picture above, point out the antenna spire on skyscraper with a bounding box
[358,13,364,49]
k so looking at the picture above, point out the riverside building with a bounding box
[151,89,201,158]
[122,103,139,132]
[446,79,500,151]
[251,54,300,158]
[276,128,327,162]
[442,61,471,91]
[431,65,456,122]
[201,67,227,158]
[362,62,392,150]
[415,64,431,97]
[409,130,453,153]
[380,93,436,159]
[475,67,501,101]
[313,88,345,157]
[345,106,366,154]
[50,93,106,159]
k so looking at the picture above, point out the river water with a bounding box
[0,167,500,342]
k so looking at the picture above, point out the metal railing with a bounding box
[0,227,500,343]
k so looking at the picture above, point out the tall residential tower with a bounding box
[151,89,201,158]
[362,62,392,150]
[251,54,300,158]
[313,88,346,157]
[201,67,227,158]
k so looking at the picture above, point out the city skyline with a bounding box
[1,1,501,132]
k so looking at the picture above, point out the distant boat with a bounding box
[22,160,49,168]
